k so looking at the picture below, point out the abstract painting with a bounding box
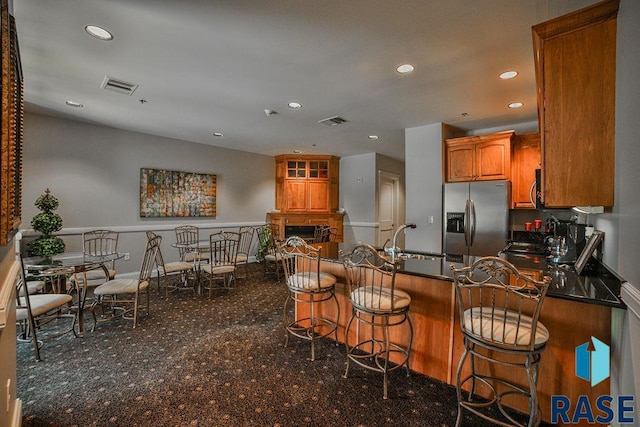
[140,168,217,217]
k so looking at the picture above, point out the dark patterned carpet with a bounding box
[17,264,534,427]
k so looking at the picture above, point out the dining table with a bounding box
[23,251,125,333]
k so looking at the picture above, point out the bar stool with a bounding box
[280,236,339,361]
[451,256,551,427]
[340,243,413,399]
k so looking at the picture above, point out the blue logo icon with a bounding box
[575,336,609,386]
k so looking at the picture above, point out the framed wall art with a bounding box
[139,168,217,218]
[1,4,23,246]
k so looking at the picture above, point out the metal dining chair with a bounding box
[69,230,119,296]
[147,230,196,297]
[91,234,160,330]
[261,223,284,281]
[175,225,209,264]
[16,255,76,361]
[201,231,240,296]
[235,226,256,281]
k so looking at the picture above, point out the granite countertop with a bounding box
[391,250,626,309]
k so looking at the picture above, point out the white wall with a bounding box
[609,0,640,288]
[340,153,377,249]
[21,112,275,272]
[608,0,640,417]
[404,123,447,253]
[339,153,406,252]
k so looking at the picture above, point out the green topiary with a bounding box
[27,188,66,259]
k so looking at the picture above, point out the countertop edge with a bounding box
[321,254,626,309]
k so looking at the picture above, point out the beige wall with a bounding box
[20,112,276,272]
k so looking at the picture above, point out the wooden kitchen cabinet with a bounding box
[275,155,339,213]
[532,0,618,207]
[445,131,513,182]
[511,133,541,209]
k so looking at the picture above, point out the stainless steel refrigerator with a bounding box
[443,180,510,257]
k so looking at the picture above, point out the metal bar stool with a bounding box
[451,256,551,427]
[340,243,413,399]
[280,236,339,361]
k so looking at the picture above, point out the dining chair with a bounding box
[261,223,284,281]
[80,229,120,282]
[200,231,240,296]
[69,230,120,303]
[16,256,77,361]
[340,243,412,399]
[310,224,331,243]
[235,226,256,281]
[175,225,209,264]
[91,234,160,330]
[280,236,339,361]
[451,256,551,427]
[147,230,195,297]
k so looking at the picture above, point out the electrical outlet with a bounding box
[124,252,130,261]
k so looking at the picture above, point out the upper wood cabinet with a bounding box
[275,155,340,213]
[511,133,541,209]
[445,131,513,182]
[532,0,618,207]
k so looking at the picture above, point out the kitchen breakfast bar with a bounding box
[303,252,625,425]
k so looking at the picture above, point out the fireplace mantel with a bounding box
[267,211,344,258]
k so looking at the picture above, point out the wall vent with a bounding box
[318,116,348,126]
[100,76,139,95]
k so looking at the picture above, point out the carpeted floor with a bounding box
[17,264,536,427]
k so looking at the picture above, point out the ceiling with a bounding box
[13,0,594,161]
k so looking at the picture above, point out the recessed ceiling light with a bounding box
[293,149,303,154]
[508,102,524,109]
[499,70,518,80]
[85,25,113,41]
[396,64,414,74]
[213,132,224,137]
[288,102,302,109]
[368,135,379,140]
[65,100,83,108]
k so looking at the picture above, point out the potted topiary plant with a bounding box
[27,188,66,260]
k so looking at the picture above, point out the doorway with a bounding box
[377,171,400,248]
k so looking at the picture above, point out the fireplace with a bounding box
[284,225,315,239]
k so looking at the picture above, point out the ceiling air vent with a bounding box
[318,116,348,126]
[100,76,139,96]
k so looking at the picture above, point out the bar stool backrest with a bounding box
[341,243,401,313]
[451,256,551,352]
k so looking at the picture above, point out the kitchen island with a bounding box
[306,252,625,425]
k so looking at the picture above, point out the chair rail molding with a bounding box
[19,221,266,237]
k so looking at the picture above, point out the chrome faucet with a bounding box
[388,223,417,263]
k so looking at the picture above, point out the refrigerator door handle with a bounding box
[469,199,476,247]
[464,199,470,246]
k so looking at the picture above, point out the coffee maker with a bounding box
[547,219,587,264]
